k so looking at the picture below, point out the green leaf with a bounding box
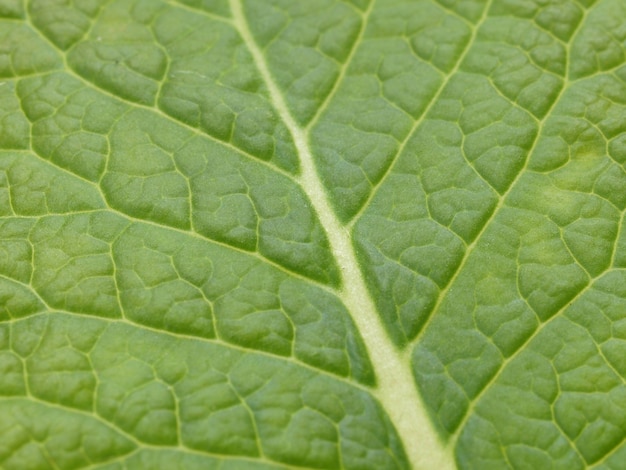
[1,0,626,468]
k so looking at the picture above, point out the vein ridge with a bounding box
[229,1,456,468]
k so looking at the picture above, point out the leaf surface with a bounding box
[1,0,626,469]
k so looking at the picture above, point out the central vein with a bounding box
[230,1,455,468]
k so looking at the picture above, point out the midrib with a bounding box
[230,1,455,468]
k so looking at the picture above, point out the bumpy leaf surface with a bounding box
[1,0,626,469]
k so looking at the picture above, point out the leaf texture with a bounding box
[1,0,626,469]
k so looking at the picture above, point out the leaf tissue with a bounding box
[1,0,626,469]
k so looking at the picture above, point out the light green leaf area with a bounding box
[1,0,626,469]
